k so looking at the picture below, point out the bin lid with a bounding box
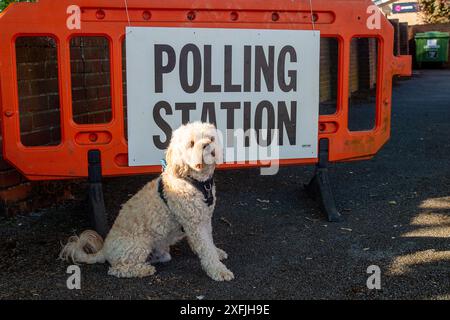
[415,31,450,39]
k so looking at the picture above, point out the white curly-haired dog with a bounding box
[59,122,234,281]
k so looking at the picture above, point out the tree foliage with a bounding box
[0,0,35,12]
[418,0,450,24]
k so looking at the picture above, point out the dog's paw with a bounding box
[216,248,228,260]
[208,265,234,281]
[148,249,172,264]
[136,264,157,278]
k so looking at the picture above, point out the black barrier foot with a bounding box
[88,150,109,237]
[305,140,343,222]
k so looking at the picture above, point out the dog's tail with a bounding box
[59,230,106,264]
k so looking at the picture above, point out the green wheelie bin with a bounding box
[415,31,449,67]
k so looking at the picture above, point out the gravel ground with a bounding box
[0,69,449,300]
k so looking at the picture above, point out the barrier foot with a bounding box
[88,150,109,238]
[305,140,343,222]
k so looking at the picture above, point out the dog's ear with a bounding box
[212,128,224,164]
[165,144,189,178]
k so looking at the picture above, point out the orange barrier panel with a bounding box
[0,0,411,181]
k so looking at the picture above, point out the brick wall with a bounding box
[390,19,402,56]
[0,36,111,216]
[400,22,410,55]
[16,37,61,147]
[0,150,31,212]
[349,38,378,96]
[368,39,378,89]
[349,39,360,94]
[391,19,411,56]
[0,37,59,215]
[70,36,112,124]
[319,38,339,115]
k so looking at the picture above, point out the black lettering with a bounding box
[154,45,176,93]
[278,46,298,92]
[243,101,251,147]
[179,44,202,93]
[224,45,242,92]
[255,46,274,92]
[243,46,252,92]
[204,45,221,92]
[221,102,241,148]
[277,101,297,145]
[254,100,275,146]
[220,102,240,130]
[175,103,196,124]
[153,101,173,149]
[201,102,217,127]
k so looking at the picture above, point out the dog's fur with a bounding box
[59,122,234,281]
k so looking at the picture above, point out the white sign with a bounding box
[126,27,320,166]
[426,39,439,49]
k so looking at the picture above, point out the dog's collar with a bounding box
[158,177,168,206]
[160,159,168,172]
[184,176,215,207]
[158,176,214,207]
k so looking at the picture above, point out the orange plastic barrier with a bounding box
[0,0,411,180]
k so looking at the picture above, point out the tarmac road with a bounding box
[0,69,449,300]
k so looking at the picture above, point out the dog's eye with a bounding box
[189,140,195,148]
[210,137,215,142]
